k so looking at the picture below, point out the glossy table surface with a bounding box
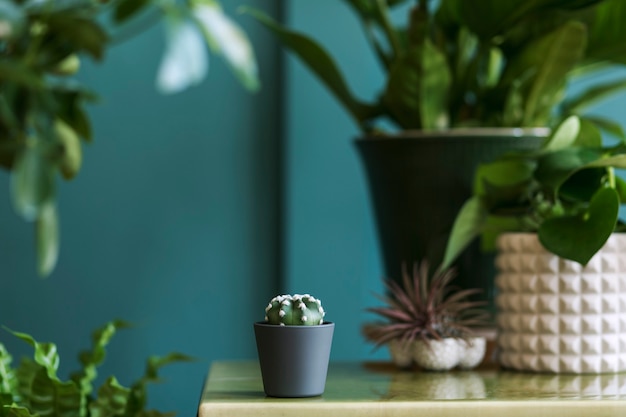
[198,361,626,417]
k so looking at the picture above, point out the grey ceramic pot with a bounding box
[254,322,334,397]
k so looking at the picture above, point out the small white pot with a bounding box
[412,338,462,371]
[496,233,626,373]
[388,339,413,368]
[458,337,488,369]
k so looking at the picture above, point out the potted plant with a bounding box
[0,0,259,276]
[253,293,334,397]
[362,261,490,371]
[244,0,626,304]
[443,116,626,373]
[0,320,191,416]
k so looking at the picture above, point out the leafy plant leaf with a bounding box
[539,187,619,264]
[193,0,259,91]
[4,330,59,381]
[113,0,150,23]
[543,115,580,151]
[0,345,15,396]
[442,197,487,269]
[156,17,208,94]
[243,7,376,128]
[562,77,626,115]
[29,367,83,417]
[10,143,56,222]
[36,202,60,277]
[55,119,82,180]
[89,377,130,417]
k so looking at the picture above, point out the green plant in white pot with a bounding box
[0,0,259,276]
[245,0,626,301]
[444,116,626,373]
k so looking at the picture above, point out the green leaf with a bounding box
[562,77,626,115]
[55,119,82,180]
[243,7,375,128]
[36,202,60,277]
[156,16,208,94]
[0,345,15,396]
[192,1,259,91]
[442,197,487,269]
[113,0,150,23]
[10,143,56,222]
[89,377,130,417]
[539,187,619,264]
[583,116,626,141]
[29,367,83,417]
[575,117,603,147]
[0,404,37,417]
[5,330,59,381]
[71,320,131,398]
[585,0,626,65]
[474,159,535,194]
[520,21,587,125]
[543,115,580,151]
[535,147,604,191]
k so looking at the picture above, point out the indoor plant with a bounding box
[246,0,626,302]
[363,261,490,371]
[0,320,191,416]
[253,293,334,397]
[0,0,258,276]
[443,116,626,373]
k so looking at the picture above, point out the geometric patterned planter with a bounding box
[495,233,626,373]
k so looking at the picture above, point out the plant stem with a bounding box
[608,167,616,188]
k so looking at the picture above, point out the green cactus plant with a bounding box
[264,294,325,326]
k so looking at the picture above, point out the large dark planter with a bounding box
[254,322,334,397]
[355,128,548,313]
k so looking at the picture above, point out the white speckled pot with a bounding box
[495,233,626,374]
[388,339,413,368]
[411,337,486,371]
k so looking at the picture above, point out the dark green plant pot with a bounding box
[355,128,548,315]
[254,322,334,397]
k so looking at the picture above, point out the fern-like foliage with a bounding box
[363,261,490,348]
[0,322,192,417]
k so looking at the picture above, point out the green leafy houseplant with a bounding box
[246,0,626,134]
[443,115,626,267]
[0,320,191,417]
[0,0,259,276]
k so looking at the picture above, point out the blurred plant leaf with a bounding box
[4,330,59,381]
[584,115,626,141]
[89,377,130,417]
[29,367,83,417]
[243,7,377,129]
[10,143,56,222]
[539,187,619,264]
[55,119,82,180]
[114,0,150,23]
[156,17,208,94]
[562,77,626,115]
[193,0,259,91]
[543,115,580,151]
[0,344,16,396]
[36,202,59,277]
[442,197,487,269]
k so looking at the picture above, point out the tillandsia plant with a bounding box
[264,294,325,326]
[363,261,489,348]
[0,320,192,417]
[246,0,626,133]
[0,0,259,276]
[443,115,626,267]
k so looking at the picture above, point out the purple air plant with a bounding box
[363,261,490,349]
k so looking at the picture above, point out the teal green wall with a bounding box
[3,1,626,415]
[0,1,280,415]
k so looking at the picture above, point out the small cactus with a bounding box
[264,294,325,326]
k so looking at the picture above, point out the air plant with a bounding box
[363,261,490,349]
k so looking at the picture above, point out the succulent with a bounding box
[363,261,489,348]
[265,294,325,326]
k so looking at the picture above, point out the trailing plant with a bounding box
[443,115,626,267]
[363,261,489,348]
[246,0,626,134]
[0,320,192,417]
[0,0,259,276]
[264,294,325,326]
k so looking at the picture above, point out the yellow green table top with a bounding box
[198,361,626,417]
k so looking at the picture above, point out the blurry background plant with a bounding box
[0,320,192,417]
[248,0,626,133]
[0,0,258,276]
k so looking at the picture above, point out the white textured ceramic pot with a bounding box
[411,337,487,371]
[495,233,626,373]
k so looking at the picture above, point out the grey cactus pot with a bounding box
[254,322,334,397]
